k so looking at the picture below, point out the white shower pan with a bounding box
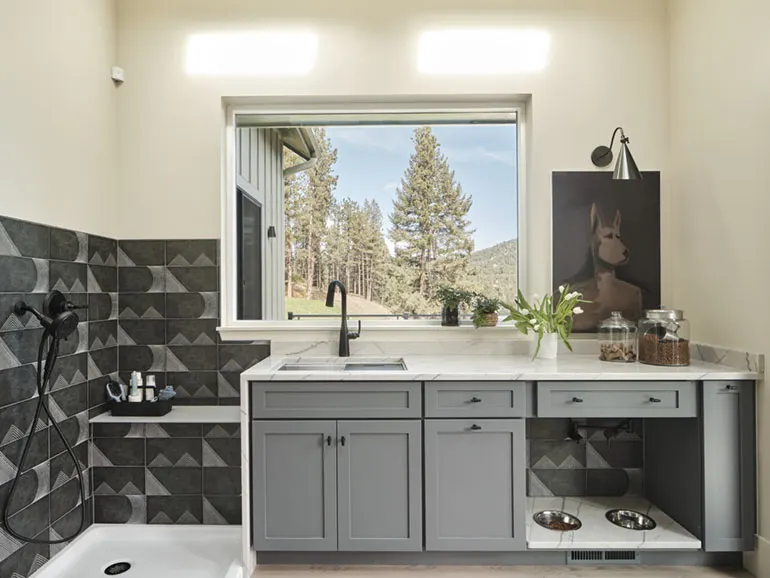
[35,525,242,578]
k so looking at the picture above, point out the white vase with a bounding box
[531,332,558,360]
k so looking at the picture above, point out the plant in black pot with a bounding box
[472,295,503,328]
[435,286,473,327]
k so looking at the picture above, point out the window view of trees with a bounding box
[284,126,517,318]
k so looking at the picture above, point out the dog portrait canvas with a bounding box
[552,172,661,332]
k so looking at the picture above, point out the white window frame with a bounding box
[219,98,528,342]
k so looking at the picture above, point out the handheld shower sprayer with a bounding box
[2,291,88,544]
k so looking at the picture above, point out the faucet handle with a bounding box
[348,320,361,340]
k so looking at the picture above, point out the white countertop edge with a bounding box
[89,406,240,424]
[527,540,702,550]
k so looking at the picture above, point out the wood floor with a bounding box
[253,566,751,577]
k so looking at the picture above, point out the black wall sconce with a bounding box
[591,127,643,180]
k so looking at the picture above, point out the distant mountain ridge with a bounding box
[469,239,518,303]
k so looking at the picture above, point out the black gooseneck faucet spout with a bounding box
[326,280,361,357]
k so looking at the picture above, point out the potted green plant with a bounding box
[472,295,502,328]
[502,285,589,359]
[434,286,473,327]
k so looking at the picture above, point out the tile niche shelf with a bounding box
[89,405,240,424]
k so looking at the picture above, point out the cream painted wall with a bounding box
[115,0,669,294]
[668,1,770,575]
[0,0,118,237]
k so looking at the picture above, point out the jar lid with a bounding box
[599,311,636,330]
[644,309,684,321]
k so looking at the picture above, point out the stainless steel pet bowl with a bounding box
[605,509,657,531]
[533,510,582,532]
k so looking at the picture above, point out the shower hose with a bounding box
[2,330,88,543]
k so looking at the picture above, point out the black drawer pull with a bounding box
[649,397,661,403]
[470,397,482,404]
[470,424,482,431]
[340,436,346,446]
[726,384,739,391]
[572,397,584,403]
[326,435,332,446]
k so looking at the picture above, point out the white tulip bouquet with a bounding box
[503,285,590,358]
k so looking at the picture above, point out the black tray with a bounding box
[109,400,172,417]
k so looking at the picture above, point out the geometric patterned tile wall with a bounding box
[91,422,242,526]
[527,418,644,498]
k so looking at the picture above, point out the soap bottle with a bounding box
[128,371,143,403]
[145,375,156,401]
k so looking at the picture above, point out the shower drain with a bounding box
[104,562,132,575]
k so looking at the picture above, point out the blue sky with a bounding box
[324,124,517,251]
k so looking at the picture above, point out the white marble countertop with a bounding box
[526,497,701,550]
[89,406,240,424]
[242,354,759,382]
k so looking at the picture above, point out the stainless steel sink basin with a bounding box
[277,358,406,372]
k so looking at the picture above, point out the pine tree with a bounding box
[389,127,474,308]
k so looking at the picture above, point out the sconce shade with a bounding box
[613,140,642,180]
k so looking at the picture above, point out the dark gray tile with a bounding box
[217,399,240,407]
[118,345,165,373]
[92,423,145,438]
[0,462,49,516]
[166,240,217,267]
[586,469,630,497]
[203,438,240,467]
[165,267,218,292]
[89,320,117,350]
[88,378,110,410]
[50,442,88,488]
[118,294,165,319]
[50,229,87,263]
[146,438,202,468]
[50,382,88,419]
[118,240,165,266]
[0,256,48,293]
[0,541,48,578]
[146,467,202,495]
[0,217,50,259]
[93,467,145,495]
[50,262,87,293]
[167,346,217,372]
[0,294,44,332]
[529,440,586,470]
[51,496,92,545]
[166,293,218,319]
[92,438,144,466]
[88,235,117,267]
[88,264,117,293]
[0,329,46,368]
[118,266,165,293]
[216,372,240,400]
[94,495,145,524]
[48,352,87,390]
[202,423,240,439]
[0,399,45,448]
[587,440,643,469]
[0,432,47,473]
[204,467,240,495]
[88,347,117,380]
[529,470,587,496]
[6,496,50,546]
[88,292,118,321]
[166,320,218,346]
[144,423,202,438]
[49,413,89,456]
[118,320,165,346]
[0,365,38,408]
[147,496,202,524]
[166,371,217,400]
[203,496,241,525]
[526,418,571,440]
[218,343,269,372]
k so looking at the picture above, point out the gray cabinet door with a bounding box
[702,381,756,552]
[424,419,526,551]
[337,420,422,551]
[252,420,337,551]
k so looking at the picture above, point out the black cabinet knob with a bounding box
[326,436,332,446]
[470,424,482,431]
[470,397,482,404]
[572,397,584,403]
[726,384,739,391]
[340,436,346,446]
[649,397,661,403]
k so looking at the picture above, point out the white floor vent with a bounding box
[568,550,638,565]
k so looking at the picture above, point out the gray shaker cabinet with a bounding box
[424,419,526,551]
[702,381,756,552]
[337,420,423,551]
[252,420,338,551]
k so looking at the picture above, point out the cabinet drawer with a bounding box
[425,382,526,418]
[536,381,697,418]
[251,382,421,419]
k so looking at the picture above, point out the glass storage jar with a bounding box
[598,311,638,362]
[637,309,691,366]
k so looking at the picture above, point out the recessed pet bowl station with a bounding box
[605,509,657,531]
[533,510,583,532]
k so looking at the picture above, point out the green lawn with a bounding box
[286,298,340,318]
